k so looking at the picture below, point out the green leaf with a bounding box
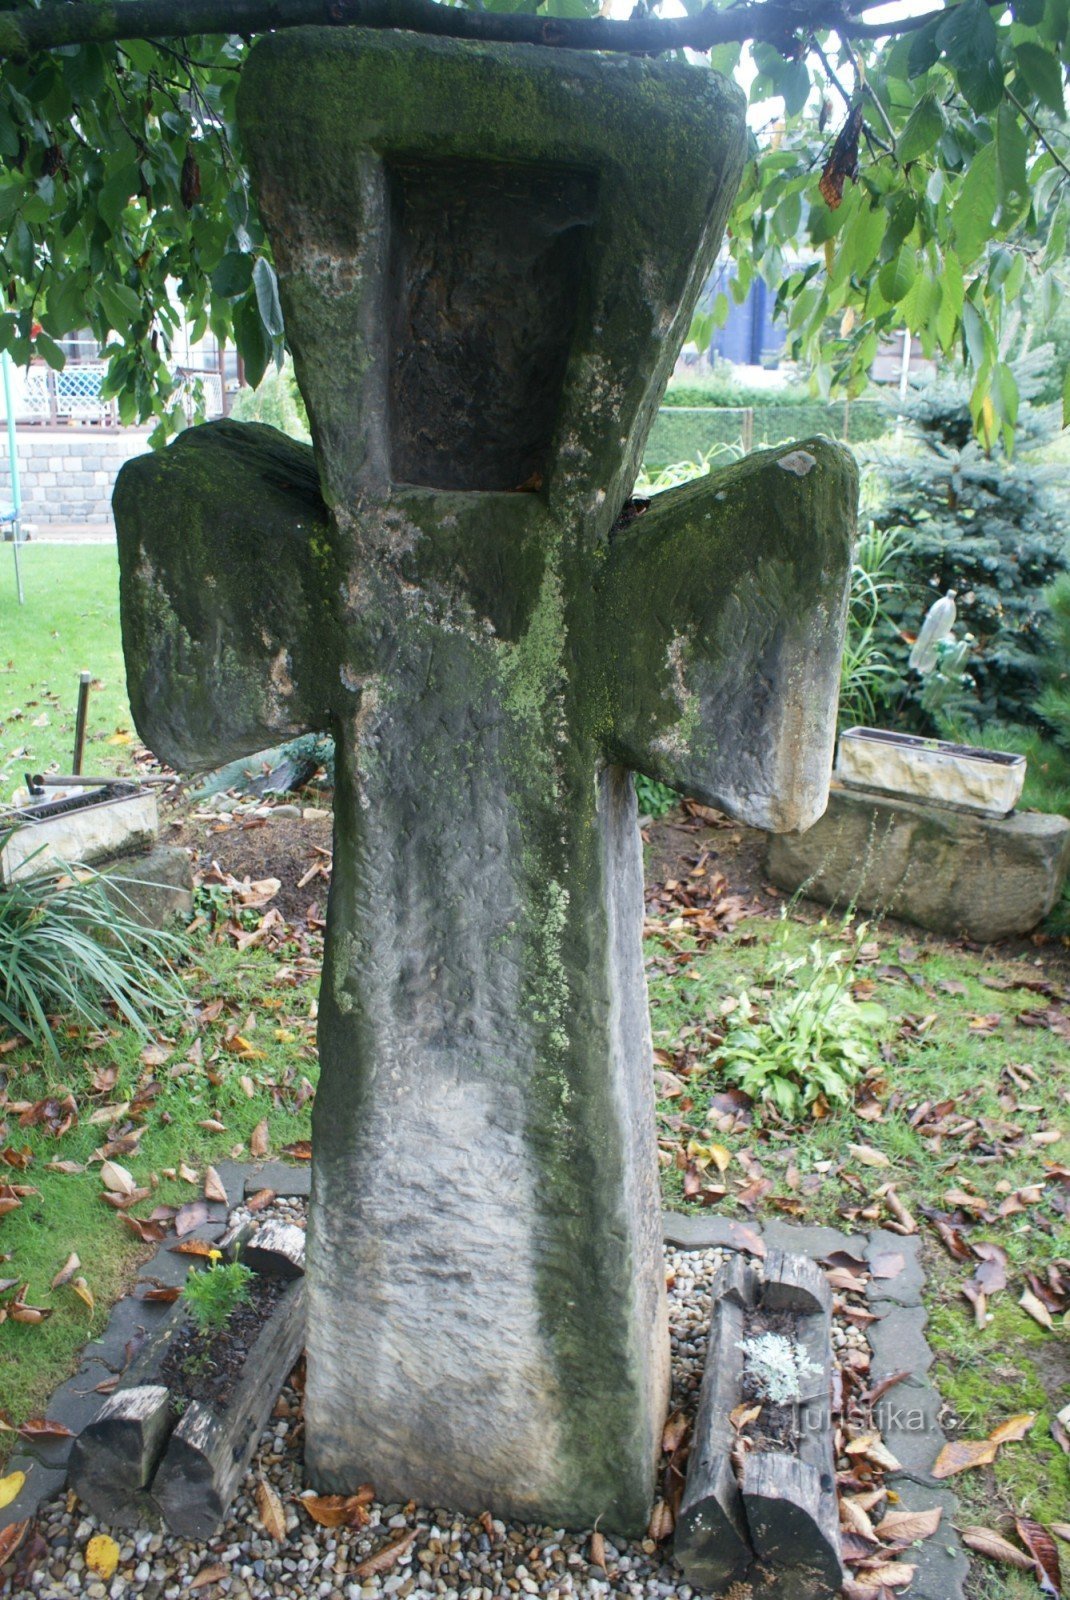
[996,101,1029,205]
[1063,362,1070,428]
[211,251,253,298]
[935,260,961,352]
[897,92,946,163]
[97,280,141,328]
[234,290,271,390]
[252,255,284,342]
[908,15,944,77]
[961,296,993,367]
[1012,0,1045,22]
[937,0,1005,111]
[97,163,139,233]
[993,361,1019,427]
[879,246,918,304]
[951,140,998,264]
[33,331,65,371]
[1015,41,1066,111]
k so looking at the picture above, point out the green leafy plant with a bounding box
[716,923,886,1121]
[0,838,187,1061]
[839,523,905,729]
[634,774,678,821]
[181,1256,255,1338]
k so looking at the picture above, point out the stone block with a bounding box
[100,845,194,927]
[766,784,1070,941]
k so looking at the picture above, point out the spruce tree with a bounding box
[873,347,1068,734]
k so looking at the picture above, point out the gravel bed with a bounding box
[8,1243,858,1600]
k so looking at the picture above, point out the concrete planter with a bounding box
[837,727,1025,818]
[0,785,158,883]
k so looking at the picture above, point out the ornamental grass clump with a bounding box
[0,833,187,1061]
[717,922,886,1121]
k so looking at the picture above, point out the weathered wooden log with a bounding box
[761,1249,831,1317]
[741,1452,842,1598]
[673,1294,753,1589]
[67,1385,173,1527]
[153,1279,305,1537]
[241,1219,306,1279]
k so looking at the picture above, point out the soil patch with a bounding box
[169,809,333,923]
[159,1274,286,1409]
[644,802,1070,980]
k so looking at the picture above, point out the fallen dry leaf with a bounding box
[299,1492,371,1529]
[86,1535,120,1580]
[960,1526,1035,1569]
[174,1200,210,1237]
[120,1214,167,1245]
[849,1143,891,1168]
[988,1413,1036,1445]
[874,1506,942,1542]
[250,1119,270,1159]
[662,1410,689,1455]
[1016,1517,1062,1596]
[255,1477,287,1542]
[860,1561,915,1589]
[190,1564,229,1589]
[50,1253,80,1289]
[353,1530,417,1581]
[0,1520,29,1566]
[932,1437,999,1478]
[99,1160,136,1196]
[203,1167,227,1204]
[0,1470,25,1510]
[71,1277,94,1314]
[1019,1288,1055,1331]
[648,1498,674,1541]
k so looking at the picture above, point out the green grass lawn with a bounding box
[0,932,319,1452]
[0,543,134,802]
[649,906,1069,1578]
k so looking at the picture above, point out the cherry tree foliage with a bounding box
[0,0,1065,442]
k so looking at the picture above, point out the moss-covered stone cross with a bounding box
[115,27,857,1536]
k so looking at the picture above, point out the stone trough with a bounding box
[0,778,193,927]
[767,729,1070,941]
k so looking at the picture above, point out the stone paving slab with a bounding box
[865,1230,925,1307]
[239,1160,311,1200]
[882,1478,971,1600]
[868,1304,934,1379]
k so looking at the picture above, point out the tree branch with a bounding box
[0,0,972,63]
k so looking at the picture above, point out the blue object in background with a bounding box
[705,264,784,368]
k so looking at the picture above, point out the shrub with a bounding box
[231,360,310,440]
[870,346,1068,733]
[0,843,187,1060]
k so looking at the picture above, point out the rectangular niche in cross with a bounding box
[387,158,597,491]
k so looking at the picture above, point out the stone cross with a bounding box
[115,28,857,1536]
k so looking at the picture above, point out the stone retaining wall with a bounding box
[0,427,150,529]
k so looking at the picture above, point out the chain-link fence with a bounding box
[643,400,889,471]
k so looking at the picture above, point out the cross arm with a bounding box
[590,438,857,833]
[114,420,341,773]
